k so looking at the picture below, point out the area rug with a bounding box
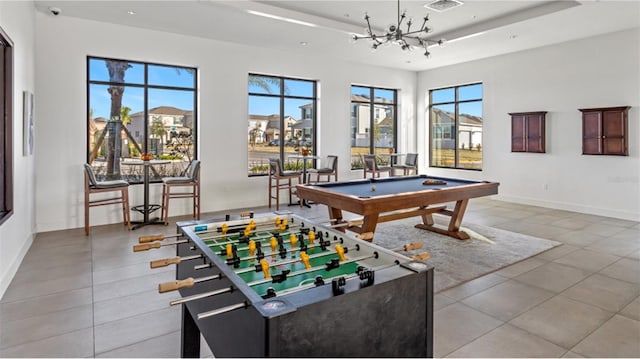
[372,219,562,293]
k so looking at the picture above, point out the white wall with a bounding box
[418,28,640,221]
[34,13,416,232]
[0,1,37,297]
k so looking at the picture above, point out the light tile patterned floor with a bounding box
[0,198,638,357]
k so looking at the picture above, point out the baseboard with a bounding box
[495,194,639,222]
[0,233,34,300]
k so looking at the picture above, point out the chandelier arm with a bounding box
[404,29,432,37]
[419,15,428,32]
[364,14,375,36]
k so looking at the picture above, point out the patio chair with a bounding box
[307,155,338,183]
[362,154,391,178]
[160,159,200,225]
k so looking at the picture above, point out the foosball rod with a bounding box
[133,239,188,252]
[197,223,303,243]
[220,234,327,263]
[197,260,400,321]
[197,301,249,320]
[247,251,379,287]
[169,286,234,306]
[270,261,400,298]
[137,216,291,243]
[158,273,223,293]
[150,254,203,269]
[233,244,358,275]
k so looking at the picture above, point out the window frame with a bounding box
[428,83,483,171]
[86,56,198,183]
[0,26,13,226]
[247,73,317,177]
[350,85,398,169]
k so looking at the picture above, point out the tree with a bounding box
[248,122,263,149]
[151,117,166,146]
[104,60,132,178]
[120,106,132,125]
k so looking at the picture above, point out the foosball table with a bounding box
[134,212,434,357]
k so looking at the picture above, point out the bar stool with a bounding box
[268,158,301,211]
[160,159,200,225]
[307,155,338,183]
[83,163,131,235]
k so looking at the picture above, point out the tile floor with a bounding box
[0,198,638,357]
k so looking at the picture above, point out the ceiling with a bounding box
[34,0,640,71]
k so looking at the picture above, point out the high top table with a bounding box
[288,154,320,208]
[122,159,170,229]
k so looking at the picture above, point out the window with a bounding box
[0,27,13,225]
[87,57,197,183]
[247,74,316,176]
[429,83,483,170]
[350,85,397,169]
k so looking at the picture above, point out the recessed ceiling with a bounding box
[34,0,640,71]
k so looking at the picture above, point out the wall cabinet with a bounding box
[579,106,630,156]
[510,111,546,153]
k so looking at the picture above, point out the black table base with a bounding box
[131,204,165,229]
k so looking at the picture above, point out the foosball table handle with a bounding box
[411,252,431,261]
[133,242,161,252]
[403,242,424,251]
[138,234,165,243]
[150,257,181,268]
[159,278,195,293]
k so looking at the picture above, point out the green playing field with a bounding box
[203,229,361,296]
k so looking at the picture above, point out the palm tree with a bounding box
[104,60,132,178]
[121,106,132,125]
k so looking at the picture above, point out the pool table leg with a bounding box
[415,200,471,240]
[360,215,379,240]
[449,199,469,236]
[328,207,345,231]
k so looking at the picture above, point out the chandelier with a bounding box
[352,0,445,57]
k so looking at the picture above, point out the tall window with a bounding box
[0,27,13,225]
[429,83,483,170]
[350,85,397,170]
[247,74,316,177]
[87,57,197,182]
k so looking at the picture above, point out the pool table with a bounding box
[296,175,499,241]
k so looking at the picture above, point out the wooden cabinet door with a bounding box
[582,111,603,155]
[580,107,630,156]
[602,109,627,155]
[509,112,546,153]
[511,115,526,152]
[526,114,545,153]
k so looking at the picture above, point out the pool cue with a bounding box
[169,286,234,306]
[150,254,203,268]
[246,251,379,287]
[158,273,223,293]
[133,239,188,252]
